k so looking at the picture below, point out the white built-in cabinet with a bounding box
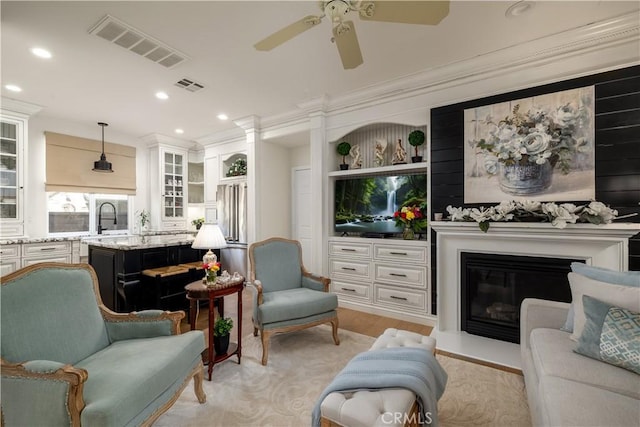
[328,237,430,323]
[148,143,188,231]
[203,155,219,223]
[0,113,27,238]
[0,240,81,276]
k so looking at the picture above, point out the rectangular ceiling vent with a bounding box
[89,14,189,69]
[175,78,205,92]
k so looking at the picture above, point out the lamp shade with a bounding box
[191,223,227,250]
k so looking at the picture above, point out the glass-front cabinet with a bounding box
[163,151,185,220]
[0,115,26,237]
[146,137,189,231]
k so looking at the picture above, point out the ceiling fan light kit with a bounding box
[254,1,450,70]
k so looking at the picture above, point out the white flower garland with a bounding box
[446,200,620,232]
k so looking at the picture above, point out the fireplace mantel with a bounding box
[430,221,640,368]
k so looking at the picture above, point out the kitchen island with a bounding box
[85,234,215,312]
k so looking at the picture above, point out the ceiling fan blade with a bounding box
[333,21,363,70]
[254,15,323,51]
[359,1,450,25]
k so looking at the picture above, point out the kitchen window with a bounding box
[48,192,129,235]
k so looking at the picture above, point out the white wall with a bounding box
[290,144,310,168]
[25,114,150,238]
[257,141,291,240]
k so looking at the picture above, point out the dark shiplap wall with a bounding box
[430,65,640,314]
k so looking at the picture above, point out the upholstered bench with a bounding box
[319,328,437,427]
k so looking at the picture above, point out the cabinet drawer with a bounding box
[22,241,71,258]
[1,258,21,276]
[23,255,72,267]
[374,285,427,312]
[331,280,370,301]
[0,244,20,258]
[329,241,371,258]
[375,264,427,288]
[373,244,427,263]
[330,259,371,279]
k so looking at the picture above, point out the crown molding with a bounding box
[0,97,44,117]
[140,133,198,150]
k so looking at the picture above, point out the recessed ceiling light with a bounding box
[217,113,228,121]
[505,1,534,18]
[155,91,169,100]
[4,84,22,92]
[31,47,52,59]
[175,128,184,134]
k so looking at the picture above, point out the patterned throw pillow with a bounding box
[574,294,640,374]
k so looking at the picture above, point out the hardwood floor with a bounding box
[180,284,433,339]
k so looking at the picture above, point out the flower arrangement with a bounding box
[470,102,590,176]
[203,261,221,283]
[393,205,428,232]
[446,200,618,232]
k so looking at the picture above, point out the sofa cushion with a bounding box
[258,288,337,325]
[562,264,640,332]
[575,295,640,374]
[539,375,640,427]
[529,328,639,400]
[568,272,640,341]
[76,330,205,427]
[1,267,110,365]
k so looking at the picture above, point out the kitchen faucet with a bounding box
[97,202,117,234]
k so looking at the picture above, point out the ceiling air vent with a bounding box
[175,78,205,92]
[89,14,189,69]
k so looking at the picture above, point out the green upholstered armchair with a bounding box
[248,237,339,365]
[1,263,206,427]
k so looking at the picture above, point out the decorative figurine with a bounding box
[374,138,387,167]
[350,144,362,169]
[392,138,407,165]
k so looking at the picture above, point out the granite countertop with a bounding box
[83,233,196,250]
[0,236,83,245]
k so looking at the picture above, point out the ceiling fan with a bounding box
[254,1,450,70]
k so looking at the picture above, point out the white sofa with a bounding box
[520,298,640,426]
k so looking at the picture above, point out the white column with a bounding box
[234,115,261,245]
[309,111,327,274]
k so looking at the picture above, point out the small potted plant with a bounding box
[213,316,234,355]
[408,130,426,163]
[136,209,150,233]
[336,141,351,170]
[191,217,204,230]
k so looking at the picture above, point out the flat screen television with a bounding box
[334,173,427,236]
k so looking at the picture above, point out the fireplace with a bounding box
[461,252,577,343]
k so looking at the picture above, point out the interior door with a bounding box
[292,167,312,269]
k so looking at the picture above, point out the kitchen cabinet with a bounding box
[148,144,188,231]
[0,114,26,237]
[0,239,81,276]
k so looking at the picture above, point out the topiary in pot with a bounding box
[408,130,426,163]
[336,141,351,170]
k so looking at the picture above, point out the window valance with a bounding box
[45,131,136,194]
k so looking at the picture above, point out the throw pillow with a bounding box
[561,264,640,333]
[574,295,640,374]
[568,272,640,341]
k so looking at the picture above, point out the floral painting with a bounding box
[463,86,595,203]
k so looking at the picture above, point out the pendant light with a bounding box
[92,122,114,173]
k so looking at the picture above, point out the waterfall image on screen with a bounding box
[334,174,427,235]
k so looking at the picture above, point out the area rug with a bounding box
[155,327,530,426]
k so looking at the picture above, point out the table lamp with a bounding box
[191,223,227,268]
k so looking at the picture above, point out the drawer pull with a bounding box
[341,248,356,252]
[390,295,408,301]
[341,267,356,271]
[390,251,407,256]
[39,247,57,251]
[341,287,356,292]
[389,273,407,277]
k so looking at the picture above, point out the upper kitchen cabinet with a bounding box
[0,112,28,237]
[146,136,190,231]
